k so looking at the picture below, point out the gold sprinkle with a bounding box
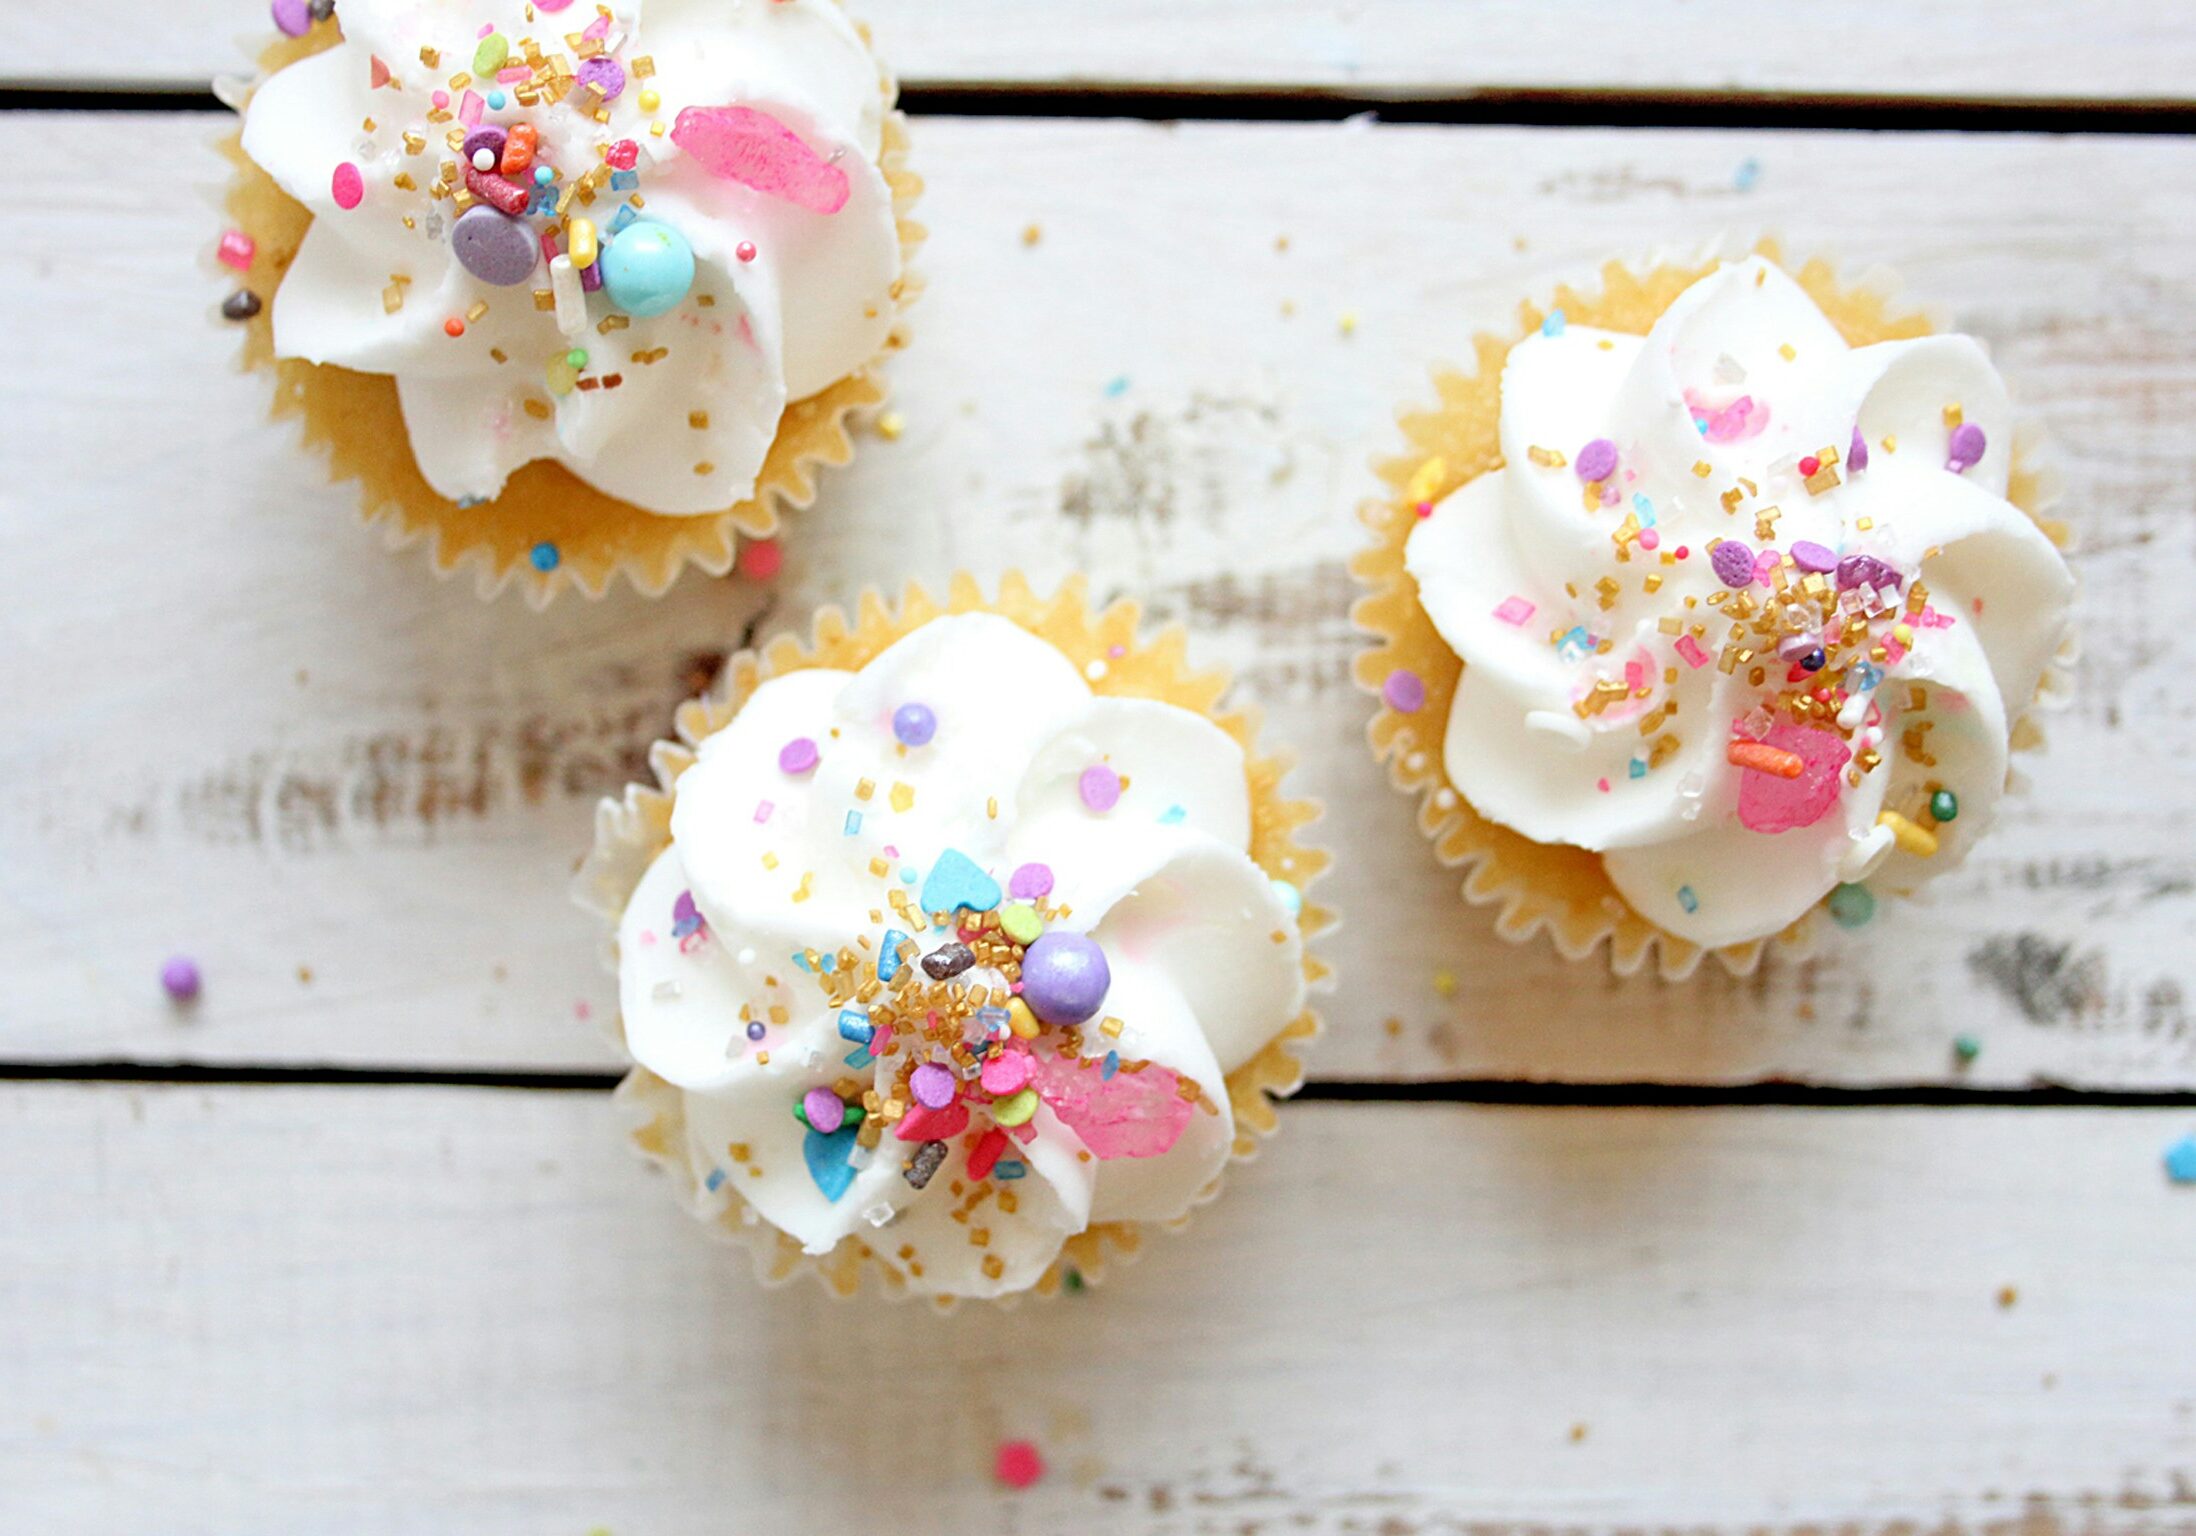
[419,45,441,67]
[694,462,713,476]
[689,410,710,430]
[1943,402,1964,428]
[890,782,916,814]
[522,398,550,420]
[1778,343,1797,361]
[1021,223,1043,246]
[876,411,905,441]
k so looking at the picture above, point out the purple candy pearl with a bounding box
[271,0,313,38]
[161,955,202,1002]
[1008,863,1055,900]
[1020,932,1111,1027]
[746,1021,767,1041]
[1382,668,1426,714]
[1789,540,1837,574]
[802,1087,845,1134]
[1575,438,1619,483]
[576,56,627,102]
[1710,540,1757,589]
[892,703,937,747]
[778,737,820,775]
[1947,422,1987,473]
[910,1062,957,1110]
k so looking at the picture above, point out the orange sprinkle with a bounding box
[443,317,466,338]
[1727,740,1805,779]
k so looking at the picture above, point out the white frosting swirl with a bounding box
[616,615,1307,1299]
[241,0,900,515]
[1406,258,2073,948]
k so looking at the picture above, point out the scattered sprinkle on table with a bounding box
[994,1439,1045,1490]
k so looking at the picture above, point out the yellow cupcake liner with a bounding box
[576,572,1332,1301]
[218,13,923,607]
[1351,239,2074,980]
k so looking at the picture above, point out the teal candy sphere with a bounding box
[600,220,695,318]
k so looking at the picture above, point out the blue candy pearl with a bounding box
[599,220,695,319]
[487,89,507,110]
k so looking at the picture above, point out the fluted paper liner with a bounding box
[218,16,923,607]
[1351,240,2075,981]
[576,573,1331,1302]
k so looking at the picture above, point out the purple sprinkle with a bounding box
[576,56,627,102]
[160,956,202,1003]
[746,1021,767,1041]
[910,1062,956,1110]
[1710,541,1757,589]
[891,702,937,747]
[1847,426,1869,473]
[461,126,508,166]
[802,1087,845,1134]
[1382,668,1426,714]
[1008,863,1055,900]
[1575,438,1619,483]
[1947,422,1987,473]
[1790,540,1837,574]
[1836,554,1903,594]
[777,737,819,775]
[270,0,312,37]
[1078,764,1122,812]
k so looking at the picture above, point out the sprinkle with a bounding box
[739,540,782,580]
[1008,863,1054,900]
[1930,788,1960,823]
[1492,596,1535,626]
[994,1160,1028,1181]
[995,1441,1045,1490]
[777,737,819,775]
[876,411,905,440]
[1078,764,1122,812]
[331,162,365,209]
[1878,809,1940,857]
[746,1020,767,1041]
[271,0,312,38]
[1674,635,1709,669]
[801,1087,845,1134]
[920,848,1002,914]
[220,290,263,322]
[843,810,862,836]
[1710,541,1756,588]
[526,540,560,573]
[753,800,774,825]
[217,230,257,272]
[736,241,758,263]
[904,1140,948,1190]
[1540,309,1567,338]
[1676,885,1699,914]
[837,1008,874,1044]
[1953,1034,1982,1064]
[1790,540,1837,574]
[877,930,910,982]
[1575,438,1619,483]
[1734,156,1761,191]
[1727,740,1805,779]
[967,1128,1008,1182]
[910,1063,956,1110]
[892,703,937,747]
[160,956,202,1002]
[1101,1051,1120,1080]
[2164,1135,2196,1185]
[1946,422,1988,473]
[1271,879,1303,917]
[1826,883,1876,928]
[1382,668,1426,713]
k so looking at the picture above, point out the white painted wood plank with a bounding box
[5,1086,2192,1533]
[11,0,2196,103]
[6,115,2195,1085]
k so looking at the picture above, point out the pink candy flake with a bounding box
[458,89,484,126]
[217,229,256,271]
[1735,722,1851,834]
[670,105,852,215]
[1033,1052,1193,1161]
[1674,635,1710,669]
[1078,764,1122,813]
[1753,548,1782,585]
[1686,390,1770,444]
[497,65,532,84]
[1492,596,1536,626]
[581,10,613,39]
[979,1047,1036,1097]
[536,0,576,9]
[752,799,774,824]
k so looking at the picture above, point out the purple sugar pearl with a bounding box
[1947,422,1987,473]
[1575,438,1619,483]
[160,955,202,1003]
[1789,540,1837,574]
[1710,540,1757,589]
[1019,932,1111,1027]
[892,703,937,747]
[777,737,820,775]
[1382,668,1426,714]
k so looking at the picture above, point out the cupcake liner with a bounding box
[576,571,1332,1301]
[216,13,924,608]
[1350,236,2075,981]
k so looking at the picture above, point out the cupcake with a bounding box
[576,576,1328,1300]
[1354,250,2075,977]
[219,0,919,603]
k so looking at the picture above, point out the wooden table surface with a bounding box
[5,4,2194,1533]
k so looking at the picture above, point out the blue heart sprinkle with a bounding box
[803,1126,859,1202]
[919,848,1001,915]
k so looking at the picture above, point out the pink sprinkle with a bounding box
[1382,668,1426,714]
[1107,644,1126,658]
[476,21,494,36]
[536,0,575,9]
[217,229,256,271]
[458,90,484,126]
[1415,501,1435,518]
[1078,764,1122,813]
[1638,528,1661,551]
[1492,596,1535,626]
[736,241,758,263]
[638,931,657,947]
[582,11,613,39]
[802,1088,845,1134]
[1596,778,1612,793]
[330,162,364,209]
[995,1441,1045,1490]
[1623,660,1645,691]
[432,90,450,110]
[979,1048,1035,1096]
[753,800,774,824]
[1753,548,1781,584]
[497,65,532,83]
[1675,635,1710,669]
[574,1000,593,1020]
[739,540,782,580]
[1882,637,1910,665]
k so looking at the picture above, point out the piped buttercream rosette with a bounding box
[578,576,1329,1301]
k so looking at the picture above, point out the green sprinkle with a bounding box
[567,348,589,369]
[1826,883,1876,929]
[1930,788,1959,823]
[1953,1034,1982,1063]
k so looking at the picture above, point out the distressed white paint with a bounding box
[9,0,2196,102]
[4,1087,2192,1535]
[5,115,2194,1084]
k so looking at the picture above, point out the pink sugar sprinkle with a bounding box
[754,800,774,824]
[1624,660,1645,691]
[1638,528,1661,551]
[638,931,657,947]
[477,22,494,36]
[432,89,450,109]
[1596,778,1612,793]
[217,229,256,271]
[1492,596,1536,626]
[1882,638,1909,665]
[498,65,532,83]
[459,90,484,126]
[1675,635,1709,669]
[582,12,613,39]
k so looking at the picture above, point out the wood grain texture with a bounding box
[5,1086,2193,1534]
[6,114,2195,1084]
[9,0,2196,103]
